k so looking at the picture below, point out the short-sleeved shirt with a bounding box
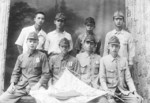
[49,54,80,85]
[103,29,135,65]
[75,33,101,55]
[76,52,101,89]
[45,30,73,55]
[11,50,50,89]
[15,25,47,53]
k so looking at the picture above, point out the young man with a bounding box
[0,32,50,103]
[103,11,135,70]
[15,12,47,54]
[45,13,73,57]
[74,17,101,55]
[76,35,108,103]
[100,36,141,103]
[49,38,80,85]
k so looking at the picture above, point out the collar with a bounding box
[82,52,95,59]
[113,29,124,35]
[86,30,95,35]
[26,49,37,57]
[58,53,70,61]
[108,54,120,62]
[32,25,43,34]
[54,30,66,35]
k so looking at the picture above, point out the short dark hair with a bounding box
[84,17,95,25]
[35,11,46,18]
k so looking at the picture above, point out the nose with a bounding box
[112,46,117,51]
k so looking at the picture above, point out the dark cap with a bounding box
[108,36,120,45]
[55,13,66,20]
[84,35,96,43]
[59,38,70,47]
[27,32,38,40]
[84,17,95,25]
[113,11,124,19]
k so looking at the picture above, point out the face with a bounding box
[54,19,65,29]
[83,41,95,53]
[27,39,39,50]
[108,43,120,57]
[114,17,124,27]
[59,44,69,55]
[34,13,45,27]
[85,24,95,32]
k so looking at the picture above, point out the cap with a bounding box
[59,38,70,46]
[84,17,95,25]
[84,35,96,43]
[108,36,120,45]
[27,32,38,40]
[113,11,124,19]
[55,13,66,20]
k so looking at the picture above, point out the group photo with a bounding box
[0,0,149,103]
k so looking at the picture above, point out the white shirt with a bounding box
[15,25,47,53]
[103,29,135,65]
[45,30,73,54]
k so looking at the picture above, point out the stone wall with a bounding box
[125,0,150,103]
[0,0,10,94]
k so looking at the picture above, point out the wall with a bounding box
[126,0,150,103]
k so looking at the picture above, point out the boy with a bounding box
[100,36,141,103]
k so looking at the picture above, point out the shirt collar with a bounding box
[58,53,70,61]
[26,49,37,57]
[54,30,66,35]
[82,52,95,59]
[113,29,124,35]
[85,30,95,35]
[32,25,44,34]
[108,54,120,62]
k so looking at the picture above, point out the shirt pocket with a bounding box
[34,62,41,68]
[21,61,27,69]
[33,62,41,75]
[106,69,115,78]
